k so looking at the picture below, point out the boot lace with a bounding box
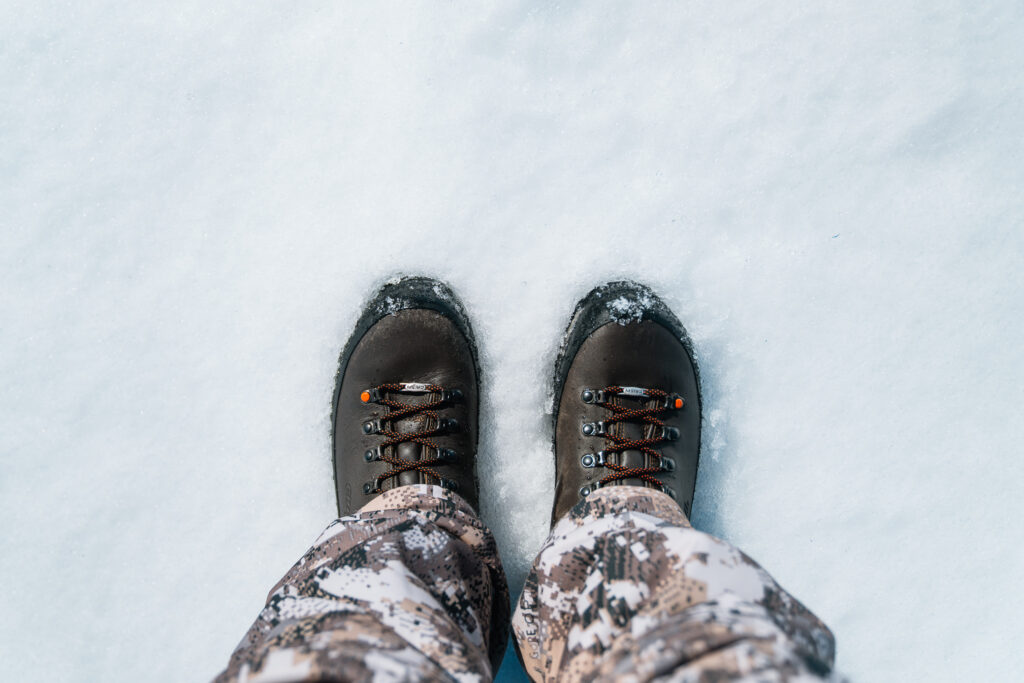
[359,382,462,494]
[579,385,684,497]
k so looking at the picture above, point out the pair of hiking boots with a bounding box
[333,277,701,525]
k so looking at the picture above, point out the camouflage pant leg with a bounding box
[214,484,510,683]
[511,486,836,682]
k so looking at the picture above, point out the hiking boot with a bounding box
[332,276,480,516]
[550,281,702,525]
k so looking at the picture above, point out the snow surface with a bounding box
[2,2,1023,681]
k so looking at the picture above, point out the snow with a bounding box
[2,2,1022,681]
[607,292,655,324]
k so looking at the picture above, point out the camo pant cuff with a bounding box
[511,485,836,682]
[214,484,510,683]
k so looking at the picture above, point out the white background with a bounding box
[2,2,1022,681]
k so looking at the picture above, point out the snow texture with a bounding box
[2,2,1022,681]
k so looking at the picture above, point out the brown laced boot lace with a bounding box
[359,382,462,494]
[579,385,684,499]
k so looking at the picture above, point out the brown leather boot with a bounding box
[331,276,479,516]
[551,281,702,525]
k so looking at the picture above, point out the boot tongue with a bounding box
[613,397,652,488]
[617,452,647,488]
[383,392,433,490]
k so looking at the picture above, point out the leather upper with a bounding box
[552,320,701,524]
[334,308,479,516]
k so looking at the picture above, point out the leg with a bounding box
[216,484,509,682]
[527,282,835,681]
[512,486,834,682]
[217,277,509,681]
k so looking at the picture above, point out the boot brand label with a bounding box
[619,386,650,398]
[401,382,431,392]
